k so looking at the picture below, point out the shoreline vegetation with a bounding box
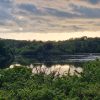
[0,36,100,66]
[0,36,100,56]
[0,60,100,99]
[0,36,100,68]
[0,37,100,99]
[0,36,100,64]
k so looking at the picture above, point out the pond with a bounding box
[0,53,100,68]
[7,54,100,76]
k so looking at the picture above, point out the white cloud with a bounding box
[0,0,100,33]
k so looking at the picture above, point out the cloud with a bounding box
[70,4,100,18]
[87,0,100,4]
[0,0,100,33]
[17,3,42,15]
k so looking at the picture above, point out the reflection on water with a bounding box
[9,63,83,76]
[6,54,100,76]
[31,64,83,76]
[0,57,13,69]
[14,54,100,65]
[9,64,21,68]
[8,54,100,76]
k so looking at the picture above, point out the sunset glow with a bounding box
[0,31,100,41]
[0,0,100,40]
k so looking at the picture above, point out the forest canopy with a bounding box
[0,37,100,57]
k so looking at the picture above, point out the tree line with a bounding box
[0,36,100,58]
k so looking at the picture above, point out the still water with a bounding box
[2,54,100,75]
[8,54,100,76]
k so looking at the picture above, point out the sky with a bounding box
[0,0,100,41]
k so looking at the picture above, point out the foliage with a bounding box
[0,40,13,68]
[0,60,100,99]
[0,37,100,57]
[0,37,100,99]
